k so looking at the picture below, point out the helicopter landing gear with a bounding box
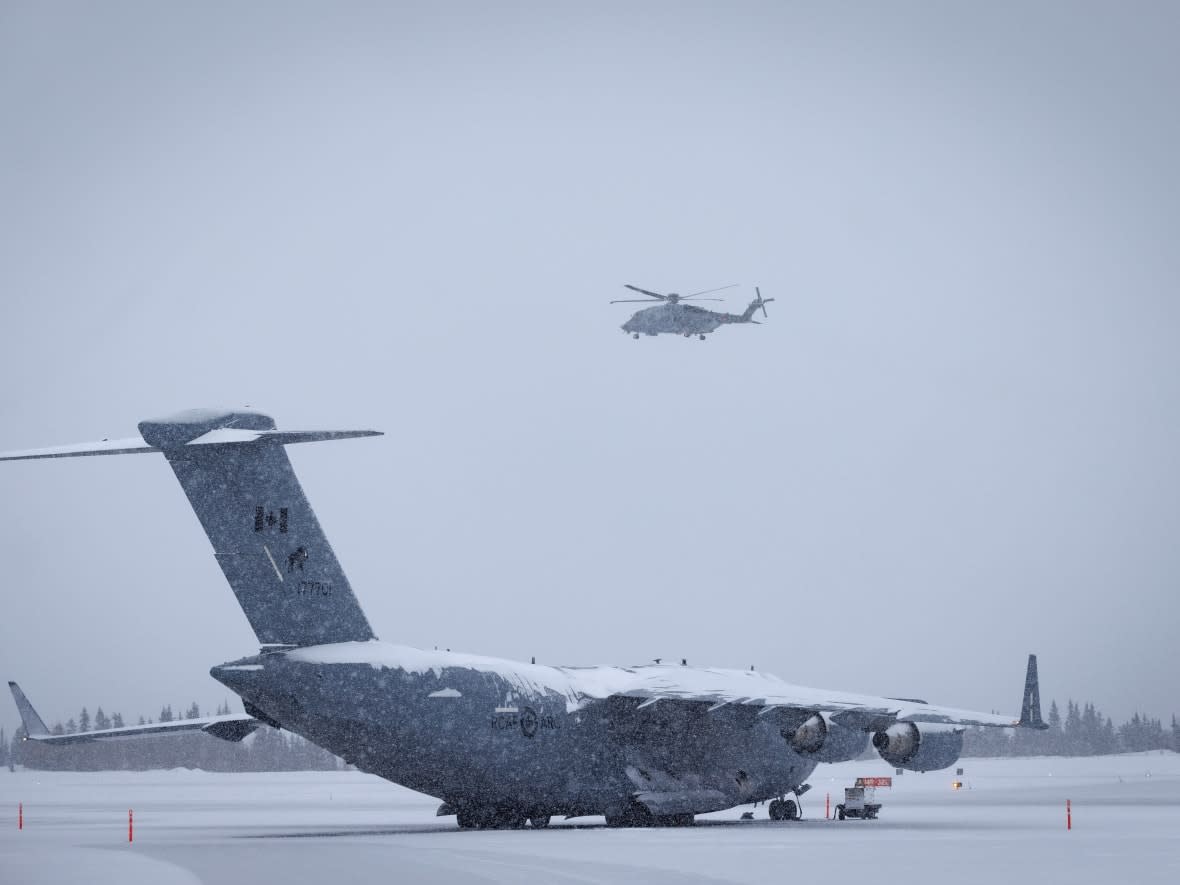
[699,334,706,341]
[632,333,640,339]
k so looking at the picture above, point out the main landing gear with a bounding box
[605,801,694,828]
[455,807,552,830]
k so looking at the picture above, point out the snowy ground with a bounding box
[1,753,1177,884]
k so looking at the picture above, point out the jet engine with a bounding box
[782,713,870,763]
[872,723,964,772]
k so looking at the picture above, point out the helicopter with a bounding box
[612,284,775,340]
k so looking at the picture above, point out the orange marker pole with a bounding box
[128,809,133,843]
[18,802,22,830]
[1066,799,1071,830]
[825,793,830,820]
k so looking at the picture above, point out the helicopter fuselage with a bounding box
[621,303,747,337]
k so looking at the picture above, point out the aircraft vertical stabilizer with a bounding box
[8,681,49,737]
[0,409,381,648]
[1019,654,1047,729]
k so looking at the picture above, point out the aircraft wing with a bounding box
[585,654,1047,732]
[8,681,262,744]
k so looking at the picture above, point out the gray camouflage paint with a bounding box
[210,651,847,822]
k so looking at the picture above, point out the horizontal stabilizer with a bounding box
[0,437,157,461]
[0,427,380,461]
[201,718,264,742]
[9,681,260,744]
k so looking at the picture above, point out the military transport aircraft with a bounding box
[2,409,1045,829]
[613,284,775,339]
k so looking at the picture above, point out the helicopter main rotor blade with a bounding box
[685,284,739,298]
[679,296,725,302]
[623,284,668,299]
[610,298,664,304]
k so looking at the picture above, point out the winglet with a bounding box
[1018,655,1048,729]
[8,681,50,737]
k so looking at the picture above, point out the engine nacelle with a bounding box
[872,722,964,772]
[782,713,870,763]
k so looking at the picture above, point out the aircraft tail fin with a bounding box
[1018,654,1048,729]
[1,409,381,648]
[8,682,50,737]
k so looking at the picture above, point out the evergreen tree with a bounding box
[1172,715,1179,753]
[186,702,200,720]
[94,707,110,731]
[1080,703,1100,755]
[1098,716,1117,755]
[1046,700,1063,755]
[0,728,6,767]
[51,722,65,736]
[78,707,90,733]
[65,717,77,734]
[1063,700,1082,754]
[159,705,173,723]
[12,725,27,767]
[1120,712,1144,752]
[112,713,124,729]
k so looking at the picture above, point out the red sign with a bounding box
[855,777,893,788]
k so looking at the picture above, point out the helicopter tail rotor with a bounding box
[755,286,774,318]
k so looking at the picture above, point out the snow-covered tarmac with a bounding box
[2,753,1177,884]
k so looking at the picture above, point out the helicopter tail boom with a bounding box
[738,287,775,322]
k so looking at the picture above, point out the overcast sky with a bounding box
[1,1,1177,740]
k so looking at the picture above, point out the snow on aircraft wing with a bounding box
[8,681,262,744]
[580,653,1046,731]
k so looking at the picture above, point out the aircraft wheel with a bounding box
[768,799,783,820]
[782,799,798,821]
[655,813,693,827]
[699,334,706,340]
[632,333,640,339]
[495,809,528,829]
[530,815,551,829]
[837,804,846,821]
[606,802,654,828]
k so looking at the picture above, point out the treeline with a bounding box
[963,700,1180,757]
[3,700,344,772]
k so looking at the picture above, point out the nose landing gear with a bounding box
[768,798,799,821]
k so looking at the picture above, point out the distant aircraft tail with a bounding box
[739,287,775,322]
[1018,654,1047,729]
[0,409,380,648]
[8,681,49,737]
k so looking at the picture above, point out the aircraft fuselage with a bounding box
[621,303,746,337]
[212,642,827,820]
